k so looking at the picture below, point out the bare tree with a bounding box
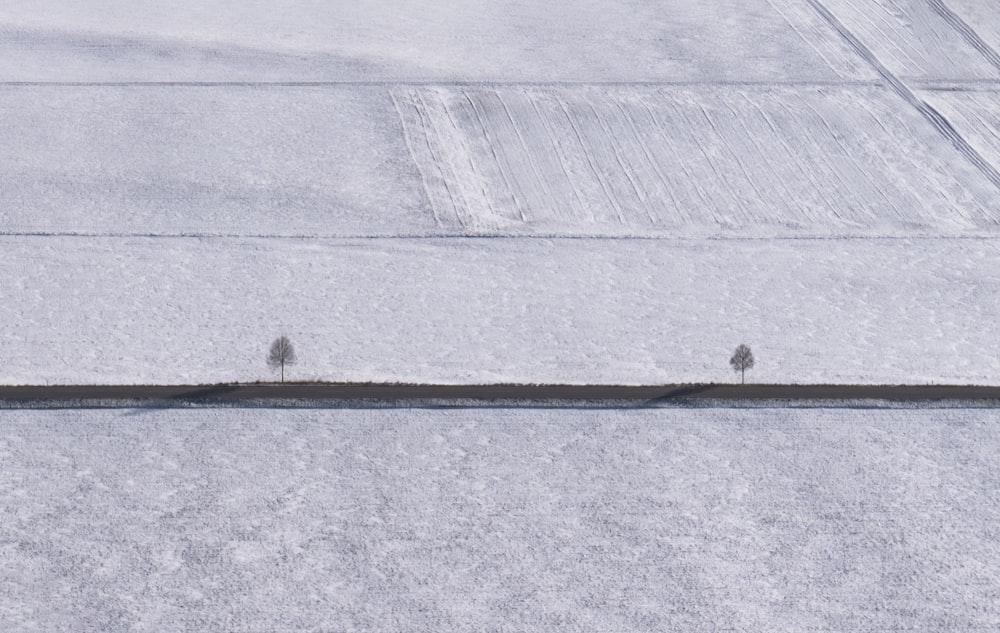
[730,344,754,384]
[267,336,297,383]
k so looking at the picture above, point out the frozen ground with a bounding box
[0,0,868,83]
[920,88,1000,172]
[817,0,1000,81]
[2,236,998,386]
[0,85,436,237]
[4,0,1000,385]
[2,407,999,631]
[7,84,1000,238]
[395,84,1000,236]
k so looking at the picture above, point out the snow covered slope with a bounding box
[3,407,999,631]
[0,0,867,82]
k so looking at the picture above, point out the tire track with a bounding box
[804,0,1000,191]
[586,95,654,224]
[614,99,679,223]
[554,94,627,225]
[463,90,528,222]
[926,0,1000,73]
[527,91,591,223]
[740,92,839,224]
[636,96,711,224]
[439,93,499,228]
[389,90,447,227]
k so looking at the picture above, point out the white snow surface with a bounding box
[0,86,436,237]
[817,0,1000,81]
[4,83,1000,238]
[920,89,1000,171]
[4,0,1000,384]
[2,407,999,631]
[0,0,868,82]
[3,236,999,386]
[944,0,1000,62]
[394,84,1000,236]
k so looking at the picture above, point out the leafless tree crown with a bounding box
[268,336,297,370]
[730,344,754,372]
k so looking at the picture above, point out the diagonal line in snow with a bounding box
[927,0,1000,73]
[803,0,1000,192]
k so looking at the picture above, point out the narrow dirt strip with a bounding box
[1,383,999,405]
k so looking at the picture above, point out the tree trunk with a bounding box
[281,363,284,383]
[741,368,745,385]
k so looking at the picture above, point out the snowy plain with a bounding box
[3,407,999,631]
[2,236,998,386]
[3,0,1000,386]
[394,84,1000,236]
[0,0,869,83]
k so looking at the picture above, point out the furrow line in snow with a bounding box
[858,0,923,74]
[698,103,770,225]
[586,96,654,224]
[668,95,746,226]
[972,100,1000,147]
[778,99,864,226]
[615,99,679,223]
[800,100,886,225]
[803,0,1000,191]
[480,91,542,223]
[554,95,626,225]
[844,99,915,221]
[496,91,560,222]
[764,0,848,79]
[723,97,795,225]
[463,90,527,223]
[413,90,466,227]
[879,98,987,226]
[637,95,712,224]
[927,0,1000,73]
[527,92,590,223]
[437,93,496,228]
[739,93,838,225]
[389,90,446,227]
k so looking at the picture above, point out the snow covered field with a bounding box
[8,83,1000,238]
[3,236,998,386]
[3,407,999,631]
[0,0,866,83]
[816,0,1000,81]
[0,86,435,237]
[395,84,1000,236]
[4,0,1000,385]
[921,89,1000,171]
[7,83,1000,238]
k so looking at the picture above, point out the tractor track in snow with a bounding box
[926,0,1000,73]
[804,0,1000,191]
